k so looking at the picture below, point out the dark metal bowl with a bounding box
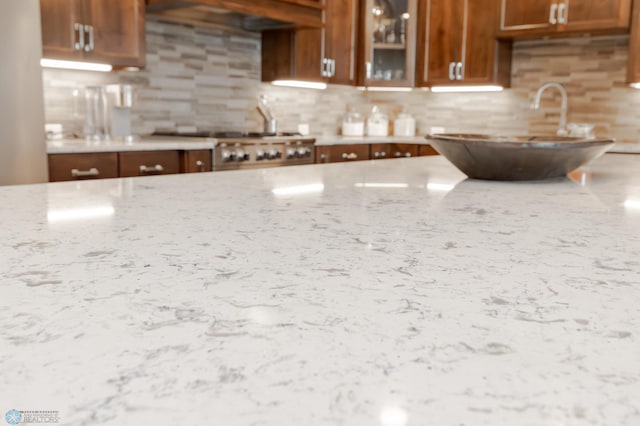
[425,134,614,181]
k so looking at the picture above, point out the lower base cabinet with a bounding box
[316,144,371,163]
[48,149,213,182]
[48,153,119,182]
[317,143,439,164]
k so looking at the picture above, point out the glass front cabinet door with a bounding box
[360,0,418,87]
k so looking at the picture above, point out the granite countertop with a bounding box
[1,154,639,425]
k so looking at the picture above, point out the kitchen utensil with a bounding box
[426,133,614,181]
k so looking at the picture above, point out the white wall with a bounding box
[0,0,48,185]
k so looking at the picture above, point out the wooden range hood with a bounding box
[146,0,323,31]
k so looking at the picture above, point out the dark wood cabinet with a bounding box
[261,0,357,85]
[417,145,439,156]
[181,150,213,173]
[417,0,511,87]
[315,144,371,163]
[40,0,145,68]
[499,0,632,37]
[627,0,640,84]
[48,153,119,182]
[370,143,390,159]
[358,0,418,87]
[119,151,181,177]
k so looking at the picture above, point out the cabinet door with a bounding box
[48,153,118,182]
[119,151,180,177]
[315,144,370,163]
[360,0,418,87]
[559,0,631,33]
[181,150,213,173]
[83,0,145,67]
[462,0,508,84]
[417,0,462,86]
[325,0,358,85]
[261,28,324,82]
[40,0,84,61]
[500,0,555,34]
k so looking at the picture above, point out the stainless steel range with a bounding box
[152,131,315,171]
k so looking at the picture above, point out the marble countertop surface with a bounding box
[314,135,429,146]
[1,154,640,425]
[47,136,218,153]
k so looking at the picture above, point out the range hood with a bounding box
[146,0,323,32]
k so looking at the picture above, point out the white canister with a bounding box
[366,107,389,136]
[342,110,365,136]
[393,111,416,137]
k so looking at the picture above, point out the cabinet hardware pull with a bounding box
[557,2,568,24]
[71,167,99,177]
[139,164,164,173]
[448,62,456,80]
[342,153,358,160]
[366,62,373,79]
[73,23,84,50]
[549,3,558,24]
[84,25,94,52]
[322,58,329,77]
[455,62,464,80]
[320,154,328,162]
[329,59,336,77]
[394,152,412,158]
[196,160,205,172]
[373,151,387,158]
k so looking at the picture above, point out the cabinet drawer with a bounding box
[389,143,419,158]
[316,144,370,163]
[119,151,180,177]
[48,153,118,182]
[370,143,390,159]
[418,145,439,156]
[181,150,213,173]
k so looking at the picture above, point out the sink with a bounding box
[425,134,614,181]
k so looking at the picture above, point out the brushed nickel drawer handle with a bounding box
[342,153,358,160]
[71,167,99,177]
[373,151,387,158]
[140,164,164,173]
[196,160,205,172]
[394,152,412,158]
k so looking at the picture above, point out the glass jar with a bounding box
[366,106,389,136]
[342,109,365,137]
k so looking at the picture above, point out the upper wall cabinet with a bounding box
[261,0,358,85]
[498,0,632,38]
[357,0,418,87]
[416,0,511,87]
[40,0,145,68]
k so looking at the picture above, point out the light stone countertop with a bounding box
[1,154,640,425]
[314,135,430,146]
[46,136,218,154]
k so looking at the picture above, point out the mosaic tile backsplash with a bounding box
[41,19,640,143]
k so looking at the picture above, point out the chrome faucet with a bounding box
[532,82,568,136]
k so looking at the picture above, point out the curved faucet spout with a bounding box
[532,82,568,136]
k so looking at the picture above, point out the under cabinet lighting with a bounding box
[624,198,640,210]
[630,83,640,89]
[357,87,414,92]
[40,59,113,72]
[430,85,503,93]
[271,80,327,90]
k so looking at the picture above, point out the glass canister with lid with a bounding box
[366,105,389,136]
[393,107,416,137]
[342,107,365,136]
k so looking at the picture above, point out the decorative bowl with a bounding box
[425,134,614,181]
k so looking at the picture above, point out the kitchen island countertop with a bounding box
[1,154,639,425]
[46,136,217,153]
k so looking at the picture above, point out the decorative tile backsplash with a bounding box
[42,19,640,143]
